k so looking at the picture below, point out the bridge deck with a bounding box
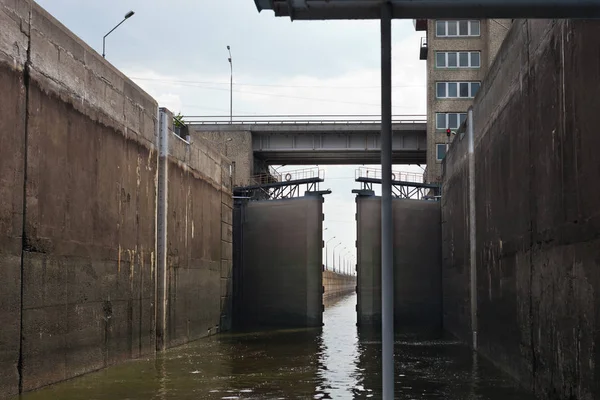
[188,116,426,165]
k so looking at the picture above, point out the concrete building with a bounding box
[415,18,511,183]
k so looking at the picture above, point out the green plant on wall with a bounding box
[173,112,185,128]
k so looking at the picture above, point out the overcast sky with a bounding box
[37,0,428,271]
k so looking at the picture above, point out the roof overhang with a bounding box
[254,0,600,20]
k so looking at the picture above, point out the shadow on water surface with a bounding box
[18,294,534,400]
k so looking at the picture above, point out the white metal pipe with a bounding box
[468,107,477,350]
[380,3,394,398]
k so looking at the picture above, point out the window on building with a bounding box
[436,82,481,98]
[435,51,481,68]
[436,52,445,67]
[436,113,467,130]
[435,20,481,37]
[436,144,448,161]
[436,20,445,36]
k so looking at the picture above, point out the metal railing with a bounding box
[355,167,423,183]
[184,114,426,125]
[268,165,282,182]
[279,167,324,182]
[249,167,323,186]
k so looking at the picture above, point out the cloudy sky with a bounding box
[37,0,428,272]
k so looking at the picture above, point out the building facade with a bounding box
[415,18,511,183]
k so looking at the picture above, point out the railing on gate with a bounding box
[184,114,426,125]
[355,167,423,183]
[354,167,439,200]
[279,167,324,182]
[239,167,326,201]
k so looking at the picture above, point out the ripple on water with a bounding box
[15,294,535,400]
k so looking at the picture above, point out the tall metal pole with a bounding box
[102,11,135,59]
[333,242,342,273]
[338,248,345,273]
[227,46,233,123]
[157,108,169,351]
[468,107,478,350]
[380,2,394,398]
[325,236,337,271]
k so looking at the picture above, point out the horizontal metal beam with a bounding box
[189,122,425,132]
[356,176,440,189]
[235,177,323,191]
[255,0,600,19]
[185,115,426,125]
[255,150,425,165]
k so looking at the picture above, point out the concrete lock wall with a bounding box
[190,129,254,187]
[0,1,232,397]
[442,19,600,399]
[323,271,356,300]
[164,115,234,348]
[356,197,441,330]
[234,196,323,329]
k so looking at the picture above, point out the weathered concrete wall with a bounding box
[323,271,355,301]
[15,1,158,392]
[442,19,600,399]
[190,129,254,187]
[440,127,472,341]
[0,1,27,394]
[0,0,233,396]
[356,197,441,330]
[233,197,323,329]
[164,121,233,347]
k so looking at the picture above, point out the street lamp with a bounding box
[102,11,134,59]
[227,45,233,123]
[332,243,343,273]
[344,250,352,275]
[342,250,352,275]
[325,236,336,271]
[339,248,350,274]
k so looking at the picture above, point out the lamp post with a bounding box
[340,249,350,275]
[227,45,233,123]
[346,252,354,275]
[339,247,350,273]
[102,11,134,59]
[342,250,352,275]
[325,236,336,271]
[332,243,343,273]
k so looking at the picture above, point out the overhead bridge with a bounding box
[187,115,426,165]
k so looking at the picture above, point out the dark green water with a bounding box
[18,295,534,399]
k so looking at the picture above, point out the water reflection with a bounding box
[18,294,534,400]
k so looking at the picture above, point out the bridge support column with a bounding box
[380,3,394,399]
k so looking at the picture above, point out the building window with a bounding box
[435,51,481,68]
[436,113,467,130]
[435,20,481,37]
[436,144,448,161]
[436,82,481,98]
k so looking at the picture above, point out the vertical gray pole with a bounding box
[157,108,169,351]
[381,2,394,398]
[467,107,477,350]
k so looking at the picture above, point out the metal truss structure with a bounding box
[354,167,440,200]
[234,168,328,201]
